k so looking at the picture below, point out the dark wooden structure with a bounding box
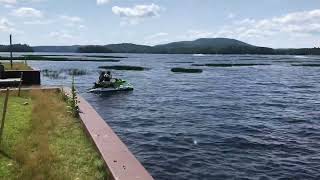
[0,70,40,87]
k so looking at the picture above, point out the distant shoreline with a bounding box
[1,38,320,55]
[1,52,320,56]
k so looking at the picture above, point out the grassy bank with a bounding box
[0,90,106,179]
[1,62,32,70]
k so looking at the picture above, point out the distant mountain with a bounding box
[155,38,253,49]
[6,38,318,55]
[151,38,260,54]
[77,38,263,54]
[30,38,261,53]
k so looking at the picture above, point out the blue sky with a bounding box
[0,0,319,48]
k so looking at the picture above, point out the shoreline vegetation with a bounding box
[0,55,123,62]
[0,90,106,179]
[1,38,320,55]
[42,69,88,79]
[27,55,127,58]
[2,62,32,70]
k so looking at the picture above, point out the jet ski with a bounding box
[89,79,134,93]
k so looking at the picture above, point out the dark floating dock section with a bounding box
[171,68,203,73]
[83,55,128,58]
[99,65,145,71]
[192,63,271,67]
[291,64,320,67]
[24,54,128,58]
[165,61,194,64]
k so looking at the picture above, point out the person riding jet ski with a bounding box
[91,71,134,93]
[97,71,113,88]
[104,71,112,81]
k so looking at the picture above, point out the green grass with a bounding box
[1,62,32,70]
[0,90,106,179]
[171,68,203,73]
[99,65,145,71]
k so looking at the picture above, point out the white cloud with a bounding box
[146,32,168,39]
[49,31,74,39]
[225,9,320,40]
[112,4,161,18]
[78,24,86,29]
[11,7,43,18]
[0,0,44,4]
[60,15,83,23]
[112,4,162,25]
[227,13,235,19]
[97,0,110,5]
[59,15,85,29]
[4,4,14,8]
[145,32,169,45]
[178,9,320,48]
[0,17,15,32]
[23,19,53,25]
[0,0,16,4]
[179,30,214,40]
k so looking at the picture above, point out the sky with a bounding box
[0,0,319,48]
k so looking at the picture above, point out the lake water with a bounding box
[22,53,320,179]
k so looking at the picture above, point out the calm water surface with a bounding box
[25,54,320,179]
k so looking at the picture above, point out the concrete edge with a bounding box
[63,87,154,180]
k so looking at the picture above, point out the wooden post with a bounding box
[0,88,9,147]
[18,72,23,96]
[10,34,13,69]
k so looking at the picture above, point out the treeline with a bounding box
[147,46,276,54]
[76,45,320,55]
[275,48,320,55]
[77,45,113,53]
[0,44,34,52]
